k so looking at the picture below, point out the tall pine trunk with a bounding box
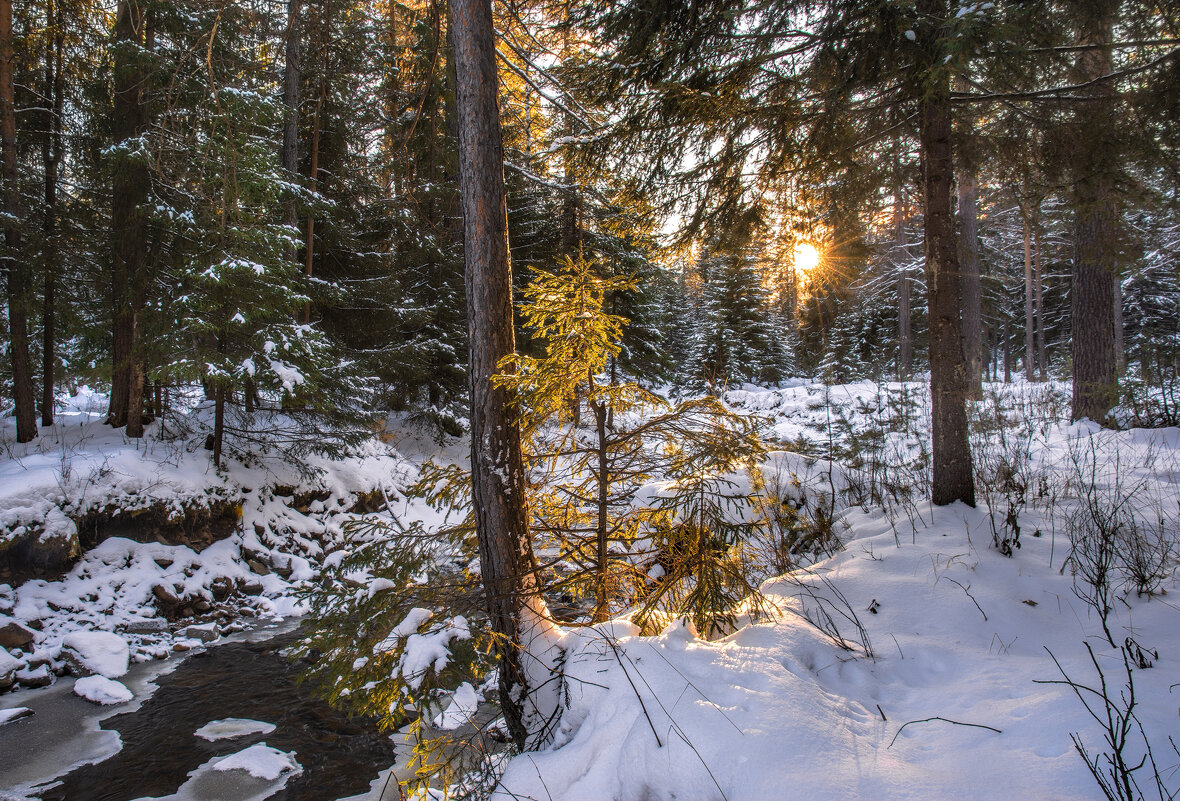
[917,8,974,506]
[954,84,983,400]
[1070,2,1118,422]
[1034,213,1048,379]
[109,0,149,435]
[895,166,912,382]
[1,0,35,442]
[282,0,300,264]
[41,0,64,427]
[449,0,540,749]
[1023,211,1036,382]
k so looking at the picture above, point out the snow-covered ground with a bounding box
[0,387,416,687]
[3,380,1179,801]
[490,381,1180,800]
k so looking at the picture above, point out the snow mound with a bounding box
[0,707,33,726]
[73,675,133,705]
[212,743,301,780]
[433,682,479,731]
[61,631,129,678]
[195,718,277,741]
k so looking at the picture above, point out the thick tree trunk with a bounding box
[41,0,64,427]
[1070,3,1118,422]
[917,39,974,507]
[955,135,983,398]
[108,0,150,435]
[449,0,539,749]
[1,0,34,442]
[1023,212,1036,382]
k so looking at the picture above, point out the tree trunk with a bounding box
[1070,2,1118,423]
[282,0,300,264]
[1034,220,1047,379]
[1113,273,1125,376]
[591,385,610,624]
[212,384,225,469]
[1,0,35,443]
[917,30,974,507]
[449,0,539,749]
[108,0,150,435]
[896,175,912,382]
[955,110,983,399]
[41,0,64,427]
[1023,211,1036,382]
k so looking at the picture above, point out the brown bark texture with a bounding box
[1070,2,1118,423]
[957,164,983,398]
[108,0,150,435]
[448,0,539,748]
[1,0,35,442]
[916,14,975,506]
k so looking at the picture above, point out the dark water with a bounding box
[38,631,398,801]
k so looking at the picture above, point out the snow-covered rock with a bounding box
[212,743,301,780]
[60,631,129,678]
[73,675,133,705]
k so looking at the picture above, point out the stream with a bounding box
[0,624,401,801]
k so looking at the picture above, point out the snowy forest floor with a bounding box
[2,381,1180,801]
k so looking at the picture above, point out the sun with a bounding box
[794,242,820,274]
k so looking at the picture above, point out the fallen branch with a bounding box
[888,716,1003,748]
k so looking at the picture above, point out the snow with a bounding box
[73,675,133,705]
[432,682,480,731]
[212,743,301,780]
[489,381,1180,801]
[61,631,130,678]
[0,707,31,726]
[398,615,471,690]
[0,387,416,683]
[195,718,277,741]
[6,380,1180,800]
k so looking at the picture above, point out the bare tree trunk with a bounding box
[896,175,912,382]
[282,0,300,265]
[40,0,64,427]
[449,0,540,749]
[1034,222,1047,379]
[917,21,974,507]
[1003,318,1011,382]
[591,388,610,623]
[109,0,149,436]
[1113,273,1125,376]
[1070,2,1118,422]
[955,109,983,399]
[1,0,34,442]
[1023,211,1036,382]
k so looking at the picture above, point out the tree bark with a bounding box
[1034,218,1047,379]
[917,21,974,507]
[1070,2,1118,423]
[1023,211,1036,382]
[41,0,64,427]
[1,0,35,442]
[282,0,300,264]
[448,0,539,749]
[954,94,983,399]
[108,0,150,436]
[896,174,912,382]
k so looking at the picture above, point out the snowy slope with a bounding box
[496,501,1178,801]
